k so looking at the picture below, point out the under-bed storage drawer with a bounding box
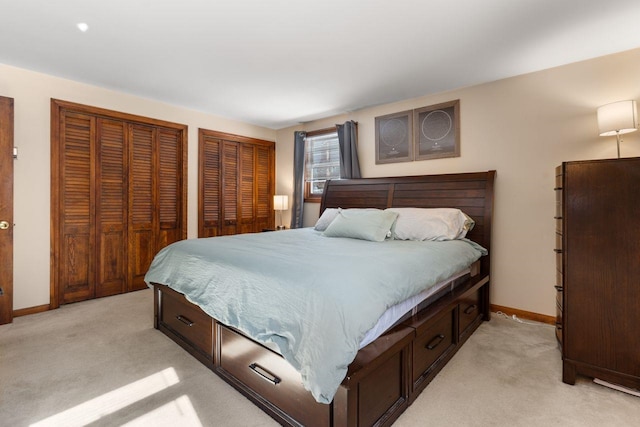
[458,289,481,337]
[160,288,214,359]
[411,308,455,387]
[218,325,330,426]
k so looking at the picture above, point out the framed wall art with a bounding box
[413,100,460,161]
[375,110,413,164]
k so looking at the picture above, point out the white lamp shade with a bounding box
[597,100,638,136]
[273,195,288,211]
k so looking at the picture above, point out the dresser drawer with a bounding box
[412,308,455,384]
[555,188,563,233]
[555,200,563,219]
[555,301,563,345]
[459,290,481,336]
[555,286,563,309]
[556,269,563,287]
[554,167,563,187]
[218,325,330,426]
[555,232,563,250]
[555,251,563,273]
[160,288,214,358]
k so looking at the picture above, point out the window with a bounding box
[304,129,340,202]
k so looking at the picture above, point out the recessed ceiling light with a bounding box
[77,22,89,32]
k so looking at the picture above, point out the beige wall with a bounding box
[4,48,640,315]
[275,48,640,317]
[0,63,276,310]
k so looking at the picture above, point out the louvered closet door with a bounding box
[129,124,156,291]
[52,99,187,306]
[95,119,127,297]
[59,112,95,303]
[198,129,275,237]
[239,143,255,234]
[128,125,183,290]
[157,129,182,249]
[221,141,239,235]
[255,144,273,232]
[200,136,221,237]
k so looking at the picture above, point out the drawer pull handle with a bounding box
[249,363,281,385]
[176,315,194,327]
[463,304,477,315]
[426,334,445,350]
[554,285,563,291]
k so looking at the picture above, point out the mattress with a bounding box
[359,267,471,348]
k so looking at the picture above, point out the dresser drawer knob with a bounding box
[426,334,446,350]
[249,363,282,385]
[463,304,477,315]
[176,315,194,327]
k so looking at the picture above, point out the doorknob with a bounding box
[0,221,9,230]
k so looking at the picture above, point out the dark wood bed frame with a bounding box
[153,171,495,426]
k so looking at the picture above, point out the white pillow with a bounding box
[323,209,399,242]
[386,208,474,241]
[314,208,341,231]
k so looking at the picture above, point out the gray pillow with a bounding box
[314,208,341,231]
[323,209,398,242]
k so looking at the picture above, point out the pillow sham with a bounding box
[386,207,474,241]
[323,209,399,242]
[314,208,341,231]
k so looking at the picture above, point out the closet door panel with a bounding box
[255,145,273,232]
[59,112,95,303]
[239,144,255,234]
[96,119,127,297]
[221,141,239,236]
[158,129,182,249]
[129,125,155,291]
[199,136,221,237]
[61,228,92,302]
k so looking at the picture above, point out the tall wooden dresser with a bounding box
[555,157,640,391]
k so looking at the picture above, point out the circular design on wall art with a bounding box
[380,118,407,154]
[421,110,452,141]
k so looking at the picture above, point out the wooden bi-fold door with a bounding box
[198,129,274,237]
[51,100,186,307]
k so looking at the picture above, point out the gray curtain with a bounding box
[336,120,361,179]
[291,131,306,229]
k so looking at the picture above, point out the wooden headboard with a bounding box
[320,171,496,275]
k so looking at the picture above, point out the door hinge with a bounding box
[13,146,18,159]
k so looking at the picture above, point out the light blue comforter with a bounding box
[144,228,487,403]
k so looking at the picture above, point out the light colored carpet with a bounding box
[1,289,638,426]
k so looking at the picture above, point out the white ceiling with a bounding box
[2,0,640,129]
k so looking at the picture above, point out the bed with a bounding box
[148,171,495,427]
